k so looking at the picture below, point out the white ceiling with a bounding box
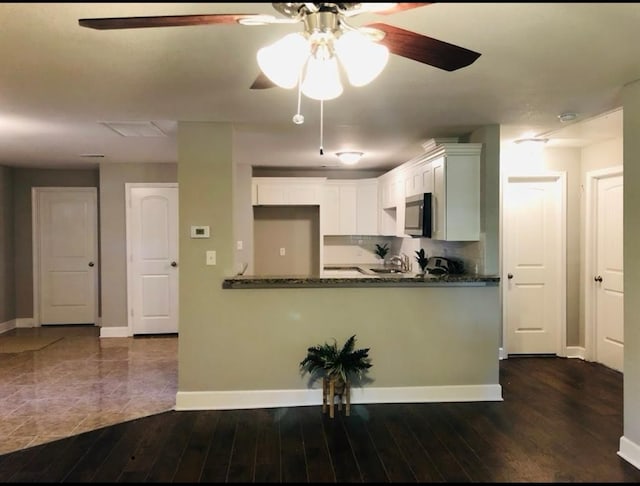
[0,3,635,171]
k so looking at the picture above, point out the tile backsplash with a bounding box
[324,235,484,274]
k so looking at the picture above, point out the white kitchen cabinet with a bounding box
[323,179,378,235]
[252,177,325,206]
[403,154,435,199]
[429,144,482,241]
[322,181,357,235]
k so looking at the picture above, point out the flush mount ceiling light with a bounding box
[336,151,363,165]
[256,8,389,101]
[558,112,578,123]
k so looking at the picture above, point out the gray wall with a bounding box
[177,122,501,395]
[98,162,177,328]
[253,206,320,276]
[468,125,500,276]
[579,137,623,347]
[501,147,582,346]
[12,168,99,318]
[622,81,640,458]
[0,166,15,323]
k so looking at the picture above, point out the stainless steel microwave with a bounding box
[404,193,432,237]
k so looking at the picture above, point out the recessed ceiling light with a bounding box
[558,112,578,123]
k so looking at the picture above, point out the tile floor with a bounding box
[0,325,177,456]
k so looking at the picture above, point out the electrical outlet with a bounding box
[236,240,243,250]
[206,250,216,266]
[279,247,286,256]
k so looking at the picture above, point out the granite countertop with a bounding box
[222,263,500,289]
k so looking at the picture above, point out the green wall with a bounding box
[622,82,640,450]
[177,122,501,396]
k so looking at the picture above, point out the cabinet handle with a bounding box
[507,273,513,279]
[171,261,178,267]
[88,262,94,267]
[594,275,603,282]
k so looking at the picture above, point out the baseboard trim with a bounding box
[566,346,586,360]
[175,384,503,411]
[619,436,640,470]
[0,319,16,334]
[16,318,35,328]
[99,326,130,338]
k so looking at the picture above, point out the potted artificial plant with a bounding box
[300,334,372,417]
[375,243,389,262]
[415,248,429,275]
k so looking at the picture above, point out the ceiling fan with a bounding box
[78,3,482,91]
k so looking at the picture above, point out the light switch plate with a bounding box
[206,250,216,265]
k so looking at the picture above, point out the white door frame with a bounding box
[125,182,178,337]
[584,165,623,362]
[501,172,567,357]
[32,187,99,327]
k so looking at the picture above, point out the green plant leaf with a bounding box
[300,334,372,385]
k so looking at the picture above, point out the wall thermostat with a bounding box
[190,225,210,238]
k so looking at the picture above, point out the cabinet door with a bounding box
[356,179,378,235]
[256,183,287,205]
[322,185,340,235]
[432,157,446,240]
[421,162,434,194]
[323,182,356,235]
[339,184,357,234]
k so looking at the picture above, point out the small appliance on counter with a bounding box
[425,256,464,275]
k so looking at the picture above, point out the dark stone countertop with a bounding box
[222,264,499,289]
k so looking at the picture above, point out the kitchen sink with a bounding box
[369,268,405,274]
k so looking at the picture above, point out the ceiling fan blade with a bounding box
[373,3,432,15]
[78,13,260,30]
[367,23,481,72]
[250,72,276,90]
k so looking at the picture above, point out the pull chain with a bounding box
[292,72,304,125]
[319,99,324,155]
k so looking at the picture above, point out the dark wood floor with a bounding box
[1,357,639,483]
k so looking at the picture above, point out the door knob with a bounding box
[88,262,94,267]
[594,275,603,282]
[171,261,177,267]
[507,273,513,279]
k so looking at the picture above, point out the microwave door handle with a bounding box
[432,197,436,234]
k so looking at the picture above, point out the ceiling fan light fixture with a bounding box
[336,151,363,165]
[256,32,309,89]
[301,53,343,101]
[335,31,389,86]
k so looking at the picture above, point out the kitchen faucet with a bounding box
[387,254,411,273]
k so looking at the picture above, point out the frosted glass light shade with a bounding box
[335,31,389,87]
[301,55,343,100]
[336,151,363,165]
[257,32,309,89]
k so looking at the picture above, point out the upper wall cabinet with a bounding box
[322,178,379,235]
[252,177,326,206]
[428,144,482,241]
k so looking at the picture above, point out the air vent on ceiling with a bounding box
[100,121,167,137]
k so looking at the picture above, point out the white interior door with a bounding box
[37,188,97,325]
[504,175,565,355]
[594,174,624,371]
[129,186,179,335]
